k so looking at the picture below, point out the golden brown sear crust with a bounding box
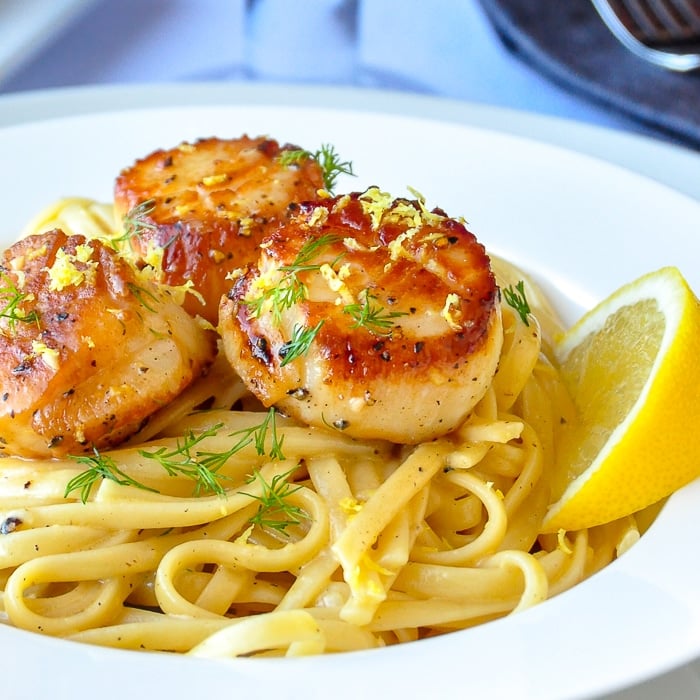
[0,230,216,458]
[114,135,325,324]
[219,188,503,444]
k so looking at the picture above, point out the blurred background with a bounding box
[2,0,699,151]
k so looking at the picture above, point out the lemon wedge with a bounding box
[542,267,700,532]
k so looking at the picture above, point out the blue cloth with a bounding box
[0,0,657,142]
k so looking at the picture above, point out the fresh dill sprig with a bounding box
[343,289,408,336]
[242,465,309,534]
[278,144,354,193]
[126,282,160,313]
[253,407,286,461]
[244,273,306,326]
[65,447,157,503]
[277,149,310,169]
[0,272,40,334]
[197,407,286,472]
[316,144,355,193]
[244,234,341,325]
[281,233,343,271]
[139,423,232,497]
[279,321,325,366]
[65,412,288,504]
[110,199,157,248]
[503,280,531,326]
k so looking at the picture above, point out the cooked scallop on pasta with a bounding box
[0,140,646,658]
[0,229,216,458]
[219,187,503,444]
[113,135,325,324]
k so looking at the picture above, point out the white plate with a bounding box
[2,92,700,700]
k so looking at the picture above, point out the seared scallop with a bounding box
[219,187,502,444]
[0,230,216,458]
[114,135,325,324]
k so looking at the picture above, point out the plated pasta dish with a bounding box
[0,134,685,658]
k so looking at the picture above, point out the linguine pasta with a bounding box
[0,198,641,657]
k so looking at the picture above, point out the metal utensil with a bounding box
[591,0,700,71]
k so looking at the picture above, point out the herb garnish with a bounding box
[245,274,306,326]
[110,199,157,248]
[503,280,531,326]
[0,272,40,334]
[343,289,408,336]
[126,282,160,313]
[244,234,341,325]
[243,235,342,365]
[278,144,354,193]
[65,409,287,502]
[242,465,309,533]
[139,423,233,496]
[197,407,286,468]
[283,233,343,271]
[64,447,157,503]
[279,321,325,366]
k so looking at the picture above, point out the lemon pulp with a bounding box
[553,299,664,500]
